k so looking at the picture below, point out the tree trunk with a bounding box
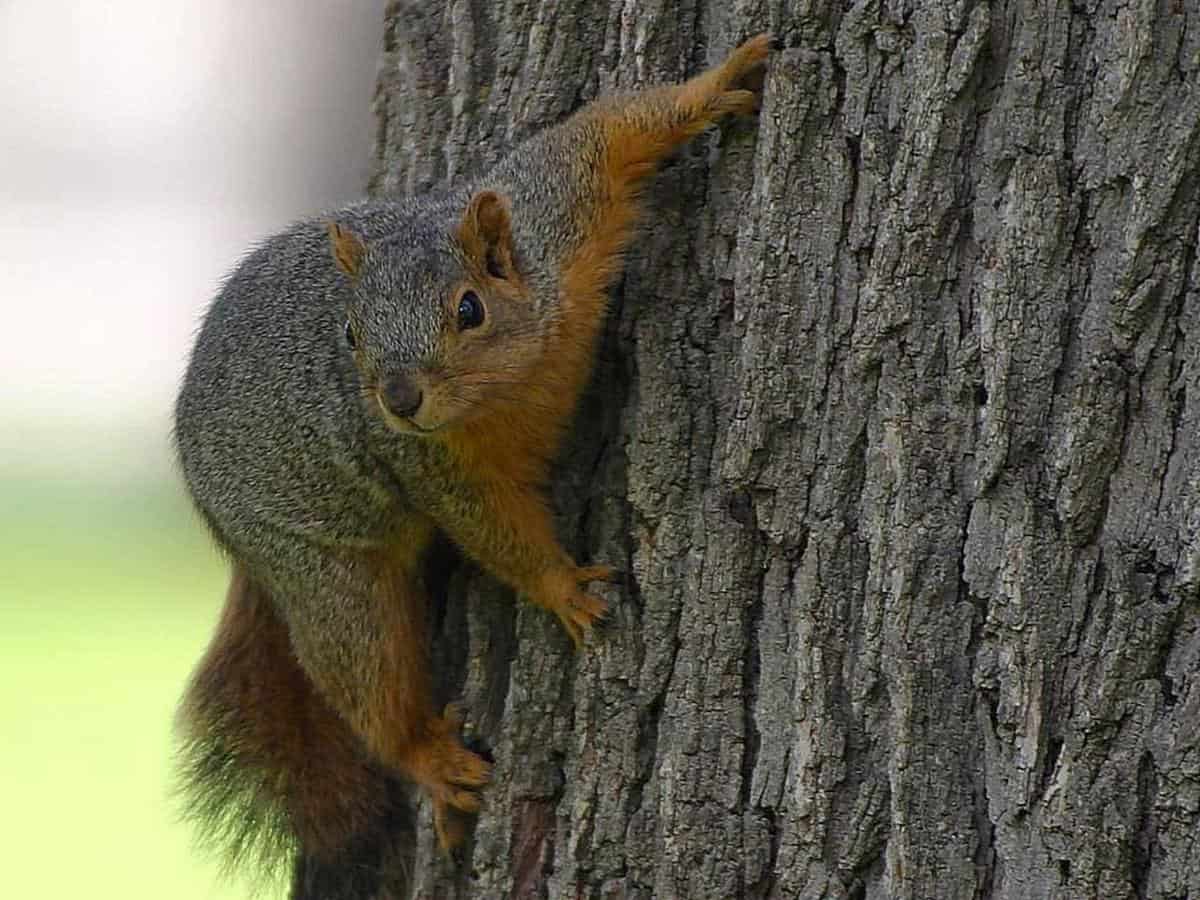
[368,2,1200,897]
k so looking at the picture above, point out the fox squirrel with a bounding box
[174,33,771,896]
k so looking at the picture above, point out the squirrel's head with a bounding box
[329,191,540,435]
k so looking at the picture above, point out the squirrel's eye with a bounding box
[344,320,357,349]
[457,292,485,331]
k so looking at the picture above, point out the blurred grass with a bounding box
[0,473,278,899]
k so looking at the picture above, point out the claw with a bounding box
[577,564,618,584]
[442,701,466,731]
[532,563,614,648]
[733,33,773,72]
[450,789,482,813]
[401,708,493,851]
[434,803,469,852]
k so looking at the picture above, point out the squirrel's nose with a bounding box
[382,374,423,419]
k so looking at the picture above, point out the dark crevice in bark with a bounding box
[1132,750,1159,900]
[748,804,783,900]
[973,746,998,900]
[1079,545,1104,647]
[474,584,518,739]
[1157,200,1200,519]
[624,691,662,828]
[1037,737,1063,802]
[1057,858,1071,887]
[739,537,770,897]
[962,470,996,900]
[846,838,888,900]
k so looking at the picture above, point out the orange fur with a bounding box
[355,522,491,845]
[328,222,366,277]
[354,545,436,757]
[183,519,490,862]
[182,568,387,860]
[434,35,769,645]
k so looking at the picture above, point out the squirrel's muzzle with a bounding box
[381,373,424,419]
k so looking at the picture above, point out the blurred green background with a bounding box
[0,2,386,896]
[0,462,243,898]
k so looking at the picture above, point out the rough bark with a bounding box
[368,2,1200,898]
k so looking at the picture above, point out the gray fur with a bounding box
[169,38,738,881]
[175,111,606,589]
[172,110,608,884]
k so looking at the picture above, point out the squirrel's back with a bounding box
[175,201,418,566]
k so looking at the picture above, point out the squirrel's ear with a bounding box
[328,222,366,278]
[458,190,516,280]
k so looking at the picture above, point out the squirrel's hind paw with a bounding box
[404,710,493,851]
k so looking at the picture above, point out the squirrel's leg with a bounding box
[272,529,491,850]
[552,33,771,331]
[592,33,771,177]
[178,566,399,865]
[421,474,613,647]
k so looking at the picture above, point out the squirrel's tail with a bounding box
[175,566,415,898]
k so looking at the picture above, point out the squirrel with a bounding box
[173,33,771,897]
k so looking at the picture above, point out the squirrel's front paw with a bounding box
[721,33,773,86]
[704,33,773,118]
[536,564,616,648]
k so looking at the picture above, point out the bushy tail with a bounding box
[175,567,415,898]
